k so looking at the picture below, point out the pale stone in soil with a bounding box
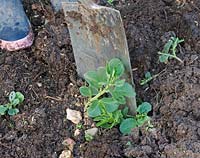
[66,108,82,124]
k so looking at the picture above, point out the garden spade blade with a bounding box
[62,0,137,114]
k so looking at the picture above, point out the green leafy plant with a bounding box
[80,58,135,129]
[80,58,152,134]
[0,91,24,116]
[120,102,152,134]
[158,37,184,63]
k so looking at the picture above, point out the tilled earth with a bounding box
[0,0,200,158]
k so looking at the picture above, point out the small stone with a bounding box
[4,131,17,141]
[85,128,98,137]
[62,138,76,151]
[75,102,81,107]
[66,108,82,124]
[59,150,72,158]
[52,152,57,158]
[177,123,187,136]
[74,129,81,137]
[142,145,153,154]
[36,82,42,87]
[69,83,73,86]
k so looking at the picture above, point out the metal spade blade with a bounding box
[62,0,136,114]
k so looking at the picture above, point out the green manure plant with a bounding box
[80,58,152,134]
[0,91,24,116]
[158,37,184,63]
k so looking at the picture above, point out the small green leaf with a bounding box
[90,86,98,96]
[95,115,112,128]
[12,99,20,107]
[8,108,19,116]
[171,37,184,55]
[120,118,137,135]
[137,115,151,127]
[88,100,101,118]
[0,105,8,115]
[110,91,126,104]
[15,92,24,103]
[115,79,125,87]
[93,115,107,122]
[95,110,122,129]
[9,91,16,102]
[163,38,173,54]
[80,85,98,97]
[97,67,107,85]
[114,83,136,97]
[145,72,152,79]
[80,86,92,97]
[140,72,153,86]
[107,58,125,78]
[122,107,129,117]
[100,98,119,113]
[96,120,112,128]
[113,110,123,124]
[137,102,152,114]
[159,54,169,63]
[84,71,99,88]
[85,133,94,141]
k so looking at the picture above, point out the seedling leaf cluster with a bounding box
[0,91,24,116]
[80,58,152,134]
[120,102,152,134]
[158,37,184,63]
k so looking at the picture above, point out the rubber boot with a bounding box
[0,0,34,51]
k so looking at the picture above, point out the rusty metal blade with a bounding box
[62,0,137,114]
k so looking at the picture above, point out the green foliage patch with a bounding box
[158,37,184,63]
[80,58,152,134]
[0,91,24,116]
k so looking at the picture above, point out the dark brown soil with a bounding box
[0,0,200,158]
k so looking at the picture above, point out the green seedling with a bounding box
[85,133,94,141]
[0,91,24,116]
[80,58,135,129]
[140,71,159,85]
[76,123,83,129]
[126,141,132,147]
[80,58,152,134]
[158,37,184,63]
[120,102,152,135]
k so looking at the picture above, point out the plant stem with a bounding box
[85,85,109,109]
[158,52,183,63]
[85,74,117,109]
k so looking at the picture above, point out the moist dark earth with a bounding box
[0,0,200,158]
